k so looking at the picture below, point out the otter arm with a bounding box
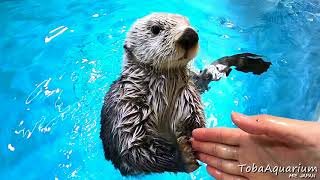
[175,86,206,137]
[172,85,206,172]
[192,53,272,93]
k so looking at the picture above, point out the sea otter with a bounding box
[100,13,271,176]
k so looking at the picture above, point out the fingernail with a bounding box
[232,112,250,122]
[215,168,222,175]
[192,128,200,136]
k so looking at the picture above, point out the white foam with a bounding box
[92,13,99,18]
[8,144,15,151]
[45,26,68,43]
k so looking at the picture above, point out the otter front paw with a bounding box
[177,136,200,173]
[193,65,231,93]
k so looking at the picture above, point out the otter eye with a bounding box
[151,25,161,35]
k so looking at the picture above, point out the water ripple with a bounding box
[45,26,69,43]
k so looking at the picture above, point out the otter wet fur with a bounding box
[100,13,271,176]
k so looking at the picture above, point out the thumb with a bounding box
[231,112,312,144]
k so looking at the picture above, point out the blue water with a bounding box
[1,0,319,179]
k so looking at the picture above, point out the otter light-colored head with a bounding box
[124,13,199,69]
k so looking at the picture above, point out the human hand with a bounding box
[192,112,320,180]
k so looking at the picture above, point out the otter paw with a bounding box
[177,136,200,172]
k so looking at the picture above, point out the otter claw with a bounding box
[193,71,212,93]
[177,136,200,173]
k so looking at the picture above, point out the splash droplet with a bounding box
[92,13,99,18]
[8,144,15,151]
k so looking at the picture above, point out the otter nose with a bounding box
[177,28,199,50]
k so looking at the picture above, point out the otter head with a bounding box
[124,13,199,69]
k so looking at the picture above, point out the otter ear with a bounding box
[123,43,133,53]
[124,43,135,59]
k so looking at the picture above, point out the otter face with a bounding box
[124,13,199,69]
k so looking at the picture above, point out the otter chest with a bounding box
[147,73,195,134]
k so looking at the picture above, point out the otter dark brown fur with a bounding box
[101,63,205,175]
[100,13,271,176]
[100,13,204,176]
